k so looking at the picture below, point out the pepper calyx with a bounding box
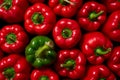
[95,47,111,56]
[0,0,12,10]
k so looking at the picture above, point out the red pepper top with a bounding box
[77,1,106,31]
[83,65,116,80]
[81,32,113,64]
[0,54,31,80]
[0,0,29,23]
[31,68,59,80]
[24,3,56,35]
[0,24,29,54]
[55,49,86,79]
[49,0,82,18]
[107,46,120,76]
[53,18,81,49]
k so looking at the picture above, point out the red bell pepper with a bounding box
[77,1,106,31]
[0,54,31,80]
[53,18,81,49]
[48,0,82,18]
[107,46,120,76]
[31,68,59,80]
[24,3,56,35]
[28,0,44,4]
[0,0,29,23]
[102,10,120,42]
[55,49,86,79]
[101,0,120,13]
[83,65,116,80]
[80,32,113,64]
[0,24,29,54]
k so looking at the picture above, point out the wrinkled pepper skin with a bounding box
[102,10,120,42]
[80,32,113,64]
[77,1,106,31]
[24,3,56,35]
[28,0,44,4]
[83,65,116,80]
[107,46,120,76]
[55,49,86,79]
[31,68,59,80]
[101,0,120,13]
[0,0,29,23]
[53,18,81,49]
[25,36,56,68]
[49,0,83,18]
[0,54,31,80]
[0,24,29,54]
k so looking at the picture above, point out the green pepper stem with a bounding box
[3,67,15,79]
[35,41,54,58]
[99,78,106,80]
[6,33,16,44]
[89,11,104,21]
[95,48,111,56]
[0,0,12,10]
[39,76,48,80]
[62,28,72,38]
[60,59,75,70]
[32,13,44,24]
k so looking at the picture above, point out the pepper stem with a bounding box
[60,0,75,5]
[99,78,106,80]
[35,41,54,58]
[6,33,16,44]
[3,67,15,79]
[61,59,75,70]
[0,0,12,10]
[62,28,72,38]
[39,76,48,80]
[95,47,111,56]
[64,0,75,5]
[89,11,104,21]
[32,13,44,24]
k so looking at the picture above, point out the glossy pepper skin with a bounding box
[107,46,120,76]
[55,49,86,79]
[53,18,81,49]
[28,0,44,4]
[0,0,29,23]
[24,3,56,35]
[31,68,59,80]
[101,0,120,13]
[0,24,29,54]
[48,0,82,18]
[102,10,120,42]
[77,1,106,31]
[80,32,113,64]
[0,54,31,80]
[25,36,56,68]
[83,65,116,80]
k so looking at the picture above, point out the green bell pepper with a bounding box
[25,36,56,68]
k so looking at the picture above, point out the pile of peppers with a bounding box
[0,0,120,80]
